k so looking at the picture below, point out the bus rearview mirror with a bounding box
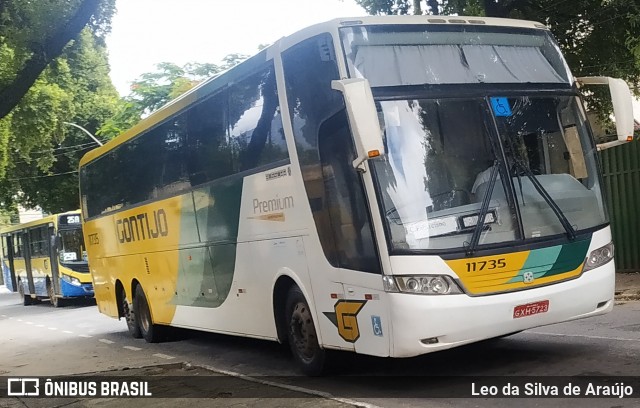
[577,76,635,148]
[331,78,385,170]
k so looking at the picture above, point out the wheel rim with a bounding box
[138,297,151,333]
[48,282,56,306]
[122,294,134,327]
[289,301,317,362]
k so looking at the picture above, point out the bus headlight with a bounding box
[391,275,463,295]
[61,274,82,287]
[583,242,614,272]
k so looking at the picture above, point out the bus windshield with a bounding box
[340,24,571,86]
[369,95,606,251]
[58,227,88,265]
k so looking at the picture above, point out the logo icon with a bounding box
[371,315,383,337]
[490,97,513,117]
[7,378,40,396]
[523,271,535,284]
[323,300,367,343]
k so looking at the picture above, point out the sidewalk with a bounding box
[615,271,640,301]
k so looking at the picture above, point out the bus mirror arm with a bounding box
[331,78,385,171]
[576,76,635,147]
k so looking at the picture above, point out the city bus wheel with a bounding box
[134,285,163,343]
[285,286,326,376]
[18,280,32,306]
[47,280,63,308]
[121,287,142,338]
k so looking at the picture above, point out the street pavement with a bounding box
[0,271,638,407]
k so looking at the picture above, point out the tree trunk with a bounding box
[0,0,101,120]
[413,0,422,15]
[482,0,509,17]
[427,0,440,15]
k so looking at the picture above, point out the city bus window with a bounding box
[341,25,571,87]
[14,235,22,258]
[1,236,6,258]
[319,110,380,273]
[283,33,348,268]
[29,227,48,257]
[186,90,232,186]
[229,67,288,172]
[283,34,343,164]
[156,117,189,196]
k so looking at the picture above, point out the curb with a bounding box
[615,292,640,301]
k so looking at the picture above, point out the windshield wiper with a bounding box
[511,158,576,240]
[465,161,500,256]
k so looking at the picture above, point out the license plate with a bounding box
[513,300,549,318]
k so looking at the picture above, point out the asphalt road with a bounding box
[1,289,639,407]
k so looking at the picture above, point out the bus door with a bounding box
[48,228,61,296]
[4,235,17,292]
[21,231,36,295]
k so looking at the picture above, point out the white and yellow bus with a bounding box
[79,16,634,374]
[1,211,94,307]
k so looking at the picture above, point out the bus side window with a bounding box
[229,66,288,172]
[319,111,380,274]
[282,33,347,269]
[28,226,47,257]
[14,235,22,258]
[157,116,189,195]
[186,89,232,186]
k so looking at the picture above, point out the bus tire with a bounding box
[18,280,33,306]
[121,287,142,338]
[134,285,163,343]
[47,280,63,308]
[285,286,326,376]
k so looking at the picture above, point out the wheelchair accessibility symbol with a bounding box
[371,315,383,337]
[490,97,512,117]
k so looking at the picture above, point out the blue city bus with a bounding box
[0,211,94,306]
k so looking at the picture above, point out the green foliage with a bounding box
[0,26,119,213]
[0,0,116,118]
[0,0,117,213]
[0,207,17,228]
[10,80,72,169]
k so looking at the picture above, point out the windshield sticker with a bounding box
[490,97,512,117]
[406,216,458,240]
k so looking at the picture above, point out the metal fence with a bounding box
[600,140,640,271]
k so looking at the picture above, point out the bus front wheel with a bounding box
[134,285,163,343]
[121,287,142,338]
[285,286,326,376]
[47,280,63,308]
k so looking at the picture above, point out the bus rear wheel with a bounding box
[285,286,326,376]
[134,285,163,343]
[47,280,63,308]
[121,287,142,338]
[18,280,33,306]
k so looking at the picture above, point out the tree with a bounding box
[0,0,116,120]
[0,0,117,213]
[0,28,120,213]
